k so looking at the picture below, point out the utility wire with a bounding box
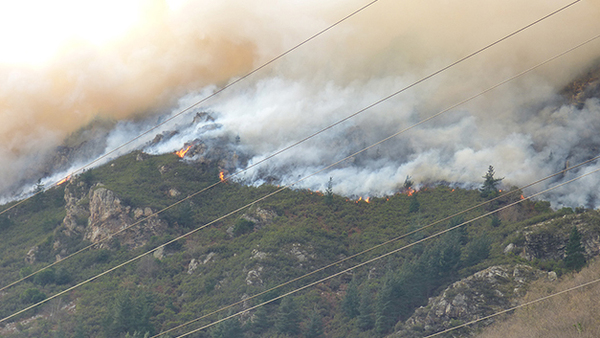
[0,0,584,293]
[423,277,600,337]
[171,166,600,338]
[151,152,600,338]
[0,0,383,218]
[1,29,596,325]
[0,0,580,218]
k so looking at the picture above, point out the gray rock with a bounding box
[504,243,515,254]
[187,258,199,274]
[392,264,546,337]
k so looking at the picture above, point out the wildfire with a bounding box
[406,187,416,196]
[219,171,226,182]
[175,145,192,158]
[56,175,71,186]
[520,194,525,200]
[365,197,370,203]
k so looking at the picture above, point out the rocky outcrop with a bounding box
[560,65,600,108]
[56,181,168,252]
[24,246,38,264]
[505,212,600,262]
[391,265,553,337]
[241,207,277,231]
[62,182,91,235]
[84,187,131,244]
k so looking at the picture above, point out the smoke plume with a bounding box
[2,0,600,208]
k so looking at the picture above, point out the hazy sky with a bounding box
[2,0,600,206]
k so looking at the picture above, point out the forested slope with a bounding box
[0,151,594,338]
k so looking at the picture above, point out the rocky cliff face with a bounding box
[53,181,167,256]
[388,211,600,338]
[504,211,600,262]
[390,265,555,337]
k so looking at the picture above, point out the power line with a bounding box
[1,27,596,326]
[0,0,383,218]
[170,166,600,338]
[150,153,600,338]
[0,0,584,293]
[422,276,600,337]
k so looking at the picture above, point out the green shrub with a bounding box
[20,288,46,304]
[233,219,254,237]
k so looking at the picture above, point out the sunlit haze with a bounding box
[0,0,146,66]
[1,0,600,209]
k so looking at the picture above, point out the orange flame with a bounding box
[451,189,455,192]
[356,197,363,203]
[175,145,192,158]
[57,175,71,186]
[520,194,525,200]
[406,187,416,196]
[219,171,225,182]
[365,197,370,203]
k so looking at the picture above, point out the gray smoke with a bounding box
[2,0,600,209]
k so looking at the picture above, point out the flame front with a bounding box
[56,175,71,186]
[219,171,225,182]
[406,187,416,196]
[175,145,192,158]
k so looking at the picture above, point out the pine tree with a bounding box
[275,297,301,335]
[480,165,503,199]
[341,277,360,318]
[357,287,374,331]
[304,310,324,338]
[564,226,586,271]
[251,304,271,334]
[409,195,420,213]
[211,316,243,338]
[324,177,334,205]
[375,273,399,335]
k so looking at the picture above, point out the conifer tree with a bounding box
[357,286,374,331]
[251,304,270,334]
[375,273,399,335]
[275,297,301,335]
[304,310,324,338]
[341,277,360,318]
[480,165,503,199]
[409,195,420,213]
[564,226,586,271]
[211,316,243,338]
[325,177,334,205]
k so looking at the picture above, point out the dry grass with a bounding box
[476,259,600,338]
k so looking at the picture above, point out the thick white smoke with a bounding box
[2,0,600,208]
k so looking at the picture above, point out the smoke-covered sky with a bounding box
[2,0,600,207]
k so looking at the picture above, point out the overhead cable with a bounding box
[0,0,383,217]
[151,151,600,338]
[1,29,597,325]
[423,276,600,337]
[170,166,600,338]
[0,0,585,294]
[0,0,580,219]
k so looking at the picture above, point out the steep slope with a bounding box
[1,149,597,338]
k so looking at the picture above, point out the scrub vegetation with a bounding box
[0,152,592,337]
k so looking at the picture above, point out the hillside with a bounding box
[475,258,600,338]
[0,150,596,338]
